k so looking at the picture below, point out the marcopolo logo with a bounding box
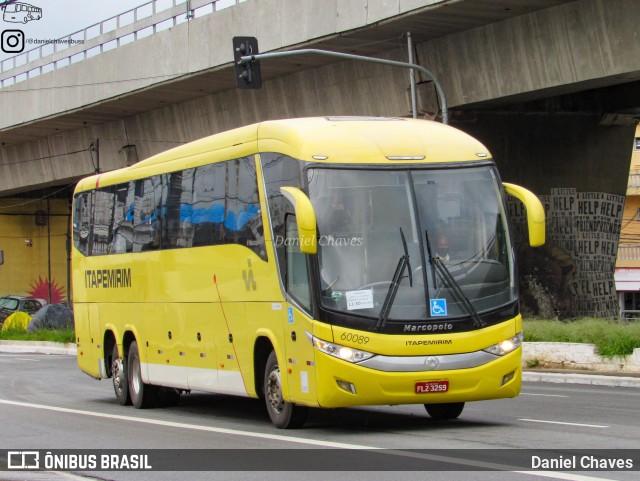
[1,1,43,24]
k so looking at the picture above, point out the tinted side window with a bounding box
[191,162,226,247]
[73,192,92,256]
[163,169,195,248]
[109,182,134,254]
[73,157,265,258]
[92,187,116,256]
[261,153,304,278]
[132,176,162,252]
[227,157,265,259]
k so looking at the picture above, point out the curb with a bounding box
[522,371,640,388]
[0,340,76,356]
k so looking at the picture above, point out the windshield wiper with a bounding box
[374,228,412,331]
[425,230,486,329]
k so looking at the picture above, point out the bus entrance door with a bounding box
[282,304,317,405]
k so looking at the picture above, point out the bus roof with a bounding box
[76,117,491,192]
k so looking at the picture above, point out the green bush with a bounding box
[523,318,640,357]
[0,326,75,344]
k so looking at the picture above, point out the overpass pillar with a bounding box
[454,111,634,319]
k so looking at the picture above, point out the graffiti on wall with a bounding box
[26,275,66,304]
[509,188,624,319]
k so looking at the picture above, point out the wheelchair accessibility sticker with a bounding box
[430,299,447,317]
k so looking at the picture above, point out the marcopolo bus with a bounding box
[73,117,545,428]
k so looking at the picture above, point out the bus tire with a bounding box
[127,341,159,409]
[157,387,181,408]
[264,351,308,429]
[424,402,464,420]
[112,344,131,406]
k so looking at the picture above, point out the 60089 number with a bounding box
[340,332,370,344]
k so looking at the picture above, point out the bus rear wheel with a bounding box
[127,341,159,409]
[112,344,131,406]
[424,402,465,420]
[264,351,308,429]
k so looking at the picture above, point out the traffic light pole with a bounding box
[239,48,449,125]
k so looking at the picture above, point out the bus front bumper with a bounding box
[314,347,522,408]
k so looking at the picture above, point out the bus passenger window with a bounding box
[163,170,193,248]
[92,188,116,256]
[192,163,225,247]
[109,183,133,254]
[132,177,162,252]
[72,192,92,256]
[230,157,265,258]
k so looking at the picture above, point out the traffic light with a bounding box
[233,37,262,89]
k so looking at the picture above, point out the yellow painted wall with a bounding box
[0,198,70,303]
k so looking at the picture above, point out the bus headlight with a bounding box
[483,332,523,356]
[310,335,375,363]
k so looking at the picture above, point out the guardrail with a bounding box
[0,0,244,88]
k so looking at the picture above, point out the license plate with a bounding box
[415,380,449,394]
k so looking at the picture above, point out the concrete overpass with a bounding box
[1,0,639,317]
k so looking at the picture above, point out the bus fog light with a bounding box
[483,332,523,356]
[336,380,357,394]
[501,371,515,386]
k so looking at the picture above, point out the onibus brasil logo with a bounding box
[1,1,42,24]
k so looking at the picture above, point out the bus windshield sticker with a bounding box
[345,290,374,310]
[430,299,448,317]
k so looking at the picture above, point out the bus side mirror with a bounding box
[503,182,546,247]
[280,186,317,254]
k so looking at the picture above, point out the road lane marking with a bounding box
[0,398,618,480]
[519,419,608,428]
[521,393,569,398]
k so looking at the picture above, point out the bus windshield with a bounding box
[308,165,515,322]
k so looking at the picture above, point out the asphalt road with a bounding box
[0,352,638,481]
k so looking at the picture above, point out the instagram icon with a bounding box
[2,29,25,53]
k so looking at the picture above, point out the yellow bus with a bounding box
[73,117,545,428]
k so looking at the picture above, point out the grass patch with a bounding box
[0,327,75,344]
[523,318,640,357]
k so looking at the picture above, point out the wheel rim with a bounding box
[266,366,284,414]
[131,355,141,395]
[112,357,125,395]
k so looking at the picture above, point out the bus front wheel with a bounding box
[127,341,159,409]
[112,344,131,406]
[424,402,465,420]
[264,351,308,429]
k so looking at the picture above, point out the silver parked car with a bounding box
[0,296,45,326]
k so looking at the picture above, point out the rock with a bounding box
[27,304,74,332]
